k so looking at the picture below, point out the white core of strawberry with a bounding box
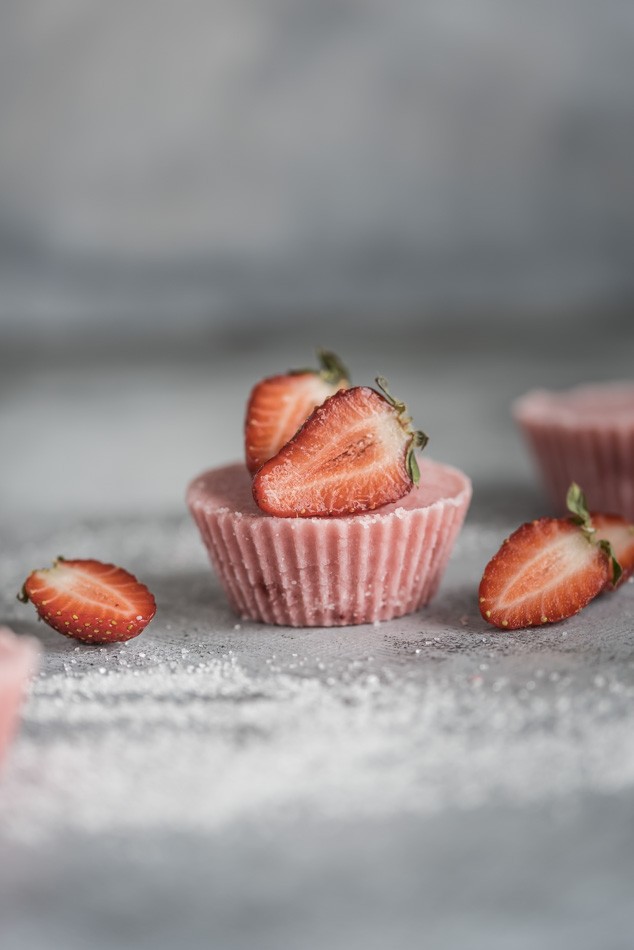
[259,410,409,512]
[40,564,136,614]
[273,377,336,447]
[495,532,595,610]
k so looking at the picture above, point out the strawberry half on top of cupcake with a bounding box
[188,352,472,627]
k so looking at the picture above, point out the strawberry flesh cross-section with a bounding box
[252,383,428,518]
[20,558,156,643]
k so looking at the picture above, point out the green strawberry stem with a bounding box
[566,483,595,538]
[375,376,429,485]
[290,349,349,386]
[317,349,349,386]
[599,539,623,586]
[375,376,407,414]
[17,556,67,603]
[566,482,622,585]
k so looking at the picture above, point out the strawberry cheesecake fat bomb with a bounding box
[0,627,39,769]
[188,355,472,627]
[514,382,634,520]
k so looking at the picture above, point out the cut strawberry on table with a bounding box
[252,378,428,517]
[592,513,634,586]
[479,483,622,630]
[19,558,156,644]
[245,349,350,474]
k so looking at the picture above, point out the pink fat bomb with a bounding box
[0,627,39,769]
[514,382,634,519]
[187,457,472,627]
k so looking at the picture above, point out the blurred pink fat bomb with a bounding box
[0,627,39,769]
[514,381,634,519]
[187,457,472,627]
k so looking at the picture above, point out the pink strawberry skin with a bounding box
[479,518,610,629]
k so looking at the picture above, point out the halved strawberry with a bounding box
[479,483,623,630]
[19,558,156,644]
[479,518,611,629]
[592,513,634,586]
[245,350,350,474]
[252,378,428,518]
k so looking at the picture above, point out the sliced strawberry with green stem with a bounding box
[245,349,350,474]
[19,557,156,644]
[479,518,610,629]
[479,482,623,630]
[252,377,428,518]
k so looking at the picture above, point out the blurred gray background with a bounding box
[1,0,634,338]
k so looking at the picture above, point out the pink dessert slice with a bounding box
[0,627,39,769]
[514,382,634,518]
[188,457,472,627]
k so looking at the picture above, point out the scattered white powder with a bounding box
[1,514,634,845]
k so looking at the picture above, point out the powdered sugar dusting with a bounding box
[2,511,634,846]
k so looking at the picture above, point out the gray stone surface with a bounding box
[1,329,633,949]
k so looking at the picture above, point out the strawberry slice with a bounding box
[478,518,611,629]
[592,513,634,586]
[252,378,428,517]
[19,558,156,644]
[479,484,624,629]
[245,350,350,474]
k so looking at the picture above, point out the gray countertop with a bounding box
[1,325,633,950]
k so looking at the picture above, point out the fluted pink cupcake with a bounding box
[514,382,634,518]
[0,627,39,769]
[187,457,471,627]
